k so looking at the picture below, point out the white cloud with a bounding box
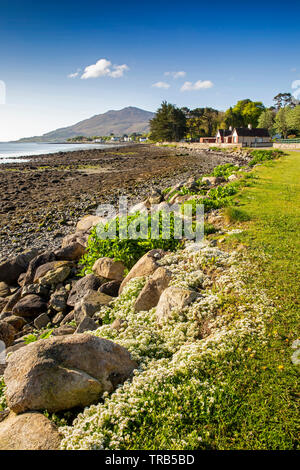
[110,64,129,78]
[164,71,186,79]
[152,81,170,89]
[80,58,129,79]
[291,79,300,89]
[68,70,80,78]
[180,80,214,91]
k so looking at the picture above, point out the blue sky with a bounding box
[0,0,300,140]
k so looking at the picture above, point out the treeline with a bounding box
[149,93,300,141]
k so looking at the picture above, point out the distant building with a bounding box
[215,125,271,146]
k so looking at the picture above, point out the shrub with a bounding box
[249,150,285,167]
[211,163,239,179]
[79,213,184,275]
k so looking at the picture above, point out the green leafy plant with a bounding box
[249,149,285,167]
[211,163,239,178]
[79,212,184,276]
[0,376,6,411]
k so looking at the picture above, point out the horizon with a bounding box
[1,0,300,141]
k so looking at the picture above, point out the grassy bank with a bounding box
[60,152,299,450]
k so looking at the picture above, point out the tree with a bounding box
[273,92,295,109]
[223,99,265,128]
[184,107,221,139]
[257,109,276,134]
[274,107,291,138]
[149,102,186,142]
[286,105,300,135]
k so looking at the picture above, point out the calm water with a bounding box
[0,142,117,164]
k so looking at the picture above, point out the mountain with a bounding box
[17,107,155,142]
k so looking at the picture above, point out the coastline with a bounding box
[0,144,248,261]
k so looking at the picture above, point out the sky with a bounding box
[0,0,300,141]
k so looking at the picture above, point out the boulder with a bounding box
[0,282,10,298]
[0,412,61,450]
[134,267,171,312]
[34,313,50,330]
[156,287,197,324]
[0,249,39,285]
[92,257,125,281]
[23,251,56,286]
[61,231,89,249]
[33,261,72,286]
[12,294,48,318]
[74,290,113,324]
[228,174,238,181]
[0,321,16,347]
[54,242,86,261]
[76,215,104,232]
[75,316,98,334]
[67,274,103,307]
[99,280,121,297]
[4,334,136,413]
[119,249,166,294]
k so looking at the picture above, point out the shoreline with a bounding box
[0,144,248,261]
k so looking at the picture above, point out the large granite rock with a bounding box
[12,294,48,318]
[156,287,197,324]
[92,257,125,281]
[0,412,61,450]
[0,249,39,285]
[4,334,136,413]
[54,242,86,261]
[134,267,171,312]
[23,251,56,286]
[119,249,165,294]
[33,261,72,286]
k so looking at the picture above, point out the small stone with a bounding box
[52,312,64,325]
[0,282,11,298]
[34,313,50,330]
[51,325,75,336]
